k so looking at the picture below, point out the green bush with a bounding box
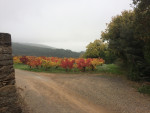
[138,85,150,95]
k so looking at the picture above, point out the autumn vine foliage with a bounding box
[27,57,42,68]
[14,56,105,72]
[41,57,61,70]
[19,56,29,64]
[76,58,91,71]
[61,58,75,71]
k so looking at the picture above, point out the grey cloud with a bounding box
[0,0,132,52]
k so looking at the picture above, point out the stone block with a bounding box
[0,66,14,79]
[0,54,12,61]
[0,72,15,87]
[0,33,11,46]
[4,72,15,80]
[0,47,12,54]
[0,60,13,66]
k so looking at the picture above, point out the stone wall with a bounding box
[0,33,15,87]
[0,33,22,113]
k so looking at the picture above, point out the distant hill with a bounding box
[12,42,81,58]
[18,43,56,49]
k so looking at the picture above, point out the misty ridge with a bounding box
[12,42,84,58]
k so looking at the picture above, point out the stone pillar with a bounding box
[0,33,22,113]
[0,33,15,88]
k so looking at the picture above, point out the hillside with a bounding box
[12,42,81,58]
[18,43,56,49]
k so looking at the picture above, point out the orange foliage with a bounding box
[13,56,105,71]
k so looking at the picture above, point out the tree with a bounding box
[83,40,106,58]
[101,10,146,81]
[82,39,116,63]
[133,0,150,81]
[133,0,150,41]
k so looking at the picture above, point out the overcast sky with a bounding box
[0,0,132,52]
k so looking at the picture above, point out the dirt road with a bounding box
[15,69,150,113]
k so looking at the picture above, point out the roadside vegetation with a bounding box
[138,85,150,95]
[14,63,122,75]
[13,56,122,75]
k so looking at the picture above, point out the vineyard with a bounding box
[13,56,105,72]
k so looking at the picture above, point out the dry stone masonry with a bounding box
[0,33,22,113]
[0,33,15,87]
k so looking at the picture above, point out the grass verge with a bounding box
[14,63,123,75]
[96,64,123,75]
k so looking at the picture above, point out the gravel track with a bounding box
[15,69,150,113]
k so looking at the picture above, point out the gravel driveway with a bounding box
[15,69,150,113]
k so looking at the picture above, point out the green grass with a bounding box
[14,63,81,74]
[14,63,123,75]
[96,64,123,75]
[138,85,150,95]
[14,63,28,70]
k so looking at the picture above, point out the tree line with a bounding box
[83,0,150,81]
